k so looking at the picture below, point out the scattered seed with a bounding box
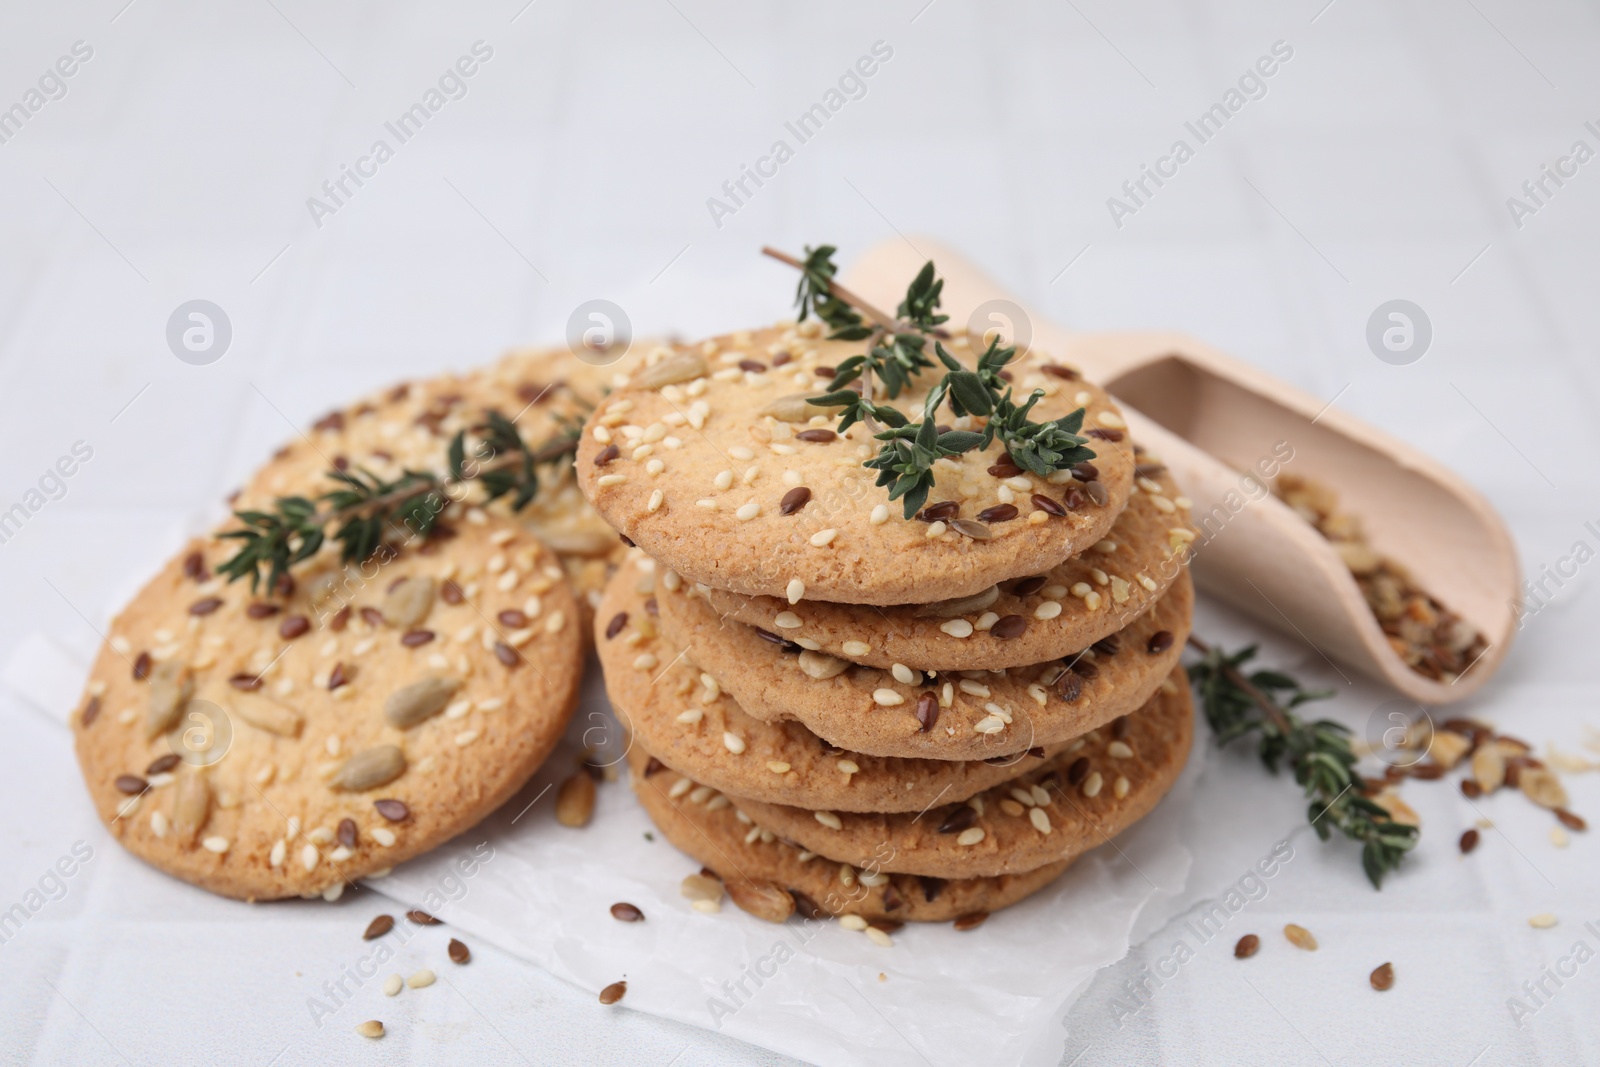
[599,981,627,1005]
[448,938,470,964]
[407,909,441,926]
[1530,913,1559,929]
[1234,934,1260,959]
[1460,828,1480,854]
[383,974,403,997]
[1284,924,1318,951]
[556,772,596,827]
[355,1020,385,1040]
[727,879,797,923]
[1370,962,1394,991]
[611,902,644,922]
[953,912,988,931]
[364,914,395,940]
[407,968,436,989]
[1556,809,1587,831]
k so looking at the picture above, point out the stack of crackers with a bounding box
[69,350,625,901]
[583,323,1200,926]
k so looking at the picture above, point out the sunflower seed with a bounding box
[382,577,435,629]
[556,772,595,827]
[229,692,303,737]
[330,746,407,792]
[384,677,461,729]
[172,771,211,844]
[633,351,706,389]
[727,879,796,923]
[145,661,193,738]
[1284,923,1318,951]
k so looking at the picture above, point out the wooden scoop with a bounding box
[842,239,1519,704]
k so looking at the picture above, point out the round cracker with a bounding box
[657,565,1193,761]
[597,556,1073,812]
[703,462,1195,670]
[71,515,583,901]
[629,745,1072,923]
[732,670,1193,879]
[575,326,1136,606]
[235,345,641,614]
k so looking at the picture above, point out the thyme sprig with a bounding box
[763,244,1095,517]
[218,411,579,592]
[1186,636,1419,889]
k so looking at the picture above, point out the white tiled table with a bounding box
[2,1,1597,1064]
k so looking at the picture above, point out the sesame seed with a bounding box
[774,611,802,629]
[958,680,991,698]
[668,778,693,799]
[974,716,1006,734]
[975,612,999,632]
[891,663,915,684]
[455,730,479,747]
[1530,913,1559,929]
[647,489,664,512]
[407,969,436,989]
[1108,740,1134,759]
[1009,787,1036,808]
[696,498,717,510]
[383,974,403,997]
[1097,410,1127,429]
[837,759,859,775]
[1027,683,1048,705]
[676,708,704,724]
[371,827,396,846]
[940,619,974,638]
[810,528,837,547]
[767,760,791,774]
[1000,798,1025,816]
[202,836,230,854]
[815,811,843,830]
[714,470,733,490]
[865,927,894,948]
[1151,495,1176,513]
[925,520,947,538]
[1113,776,1130,799]
[870,505,890,525]
[1139,575,1159,592]
[633,653,658,670]
[840,914,868,931]
[957,827,986,846]
[301,844,319,871]
[1085,591,1103,610]
[1082,772,1104,797]
[1095,540,1118,553]
[734,501,761,521]
[723,732,746,754]
[786,578,805,604]
[842,640,871,657]
[872,689,904,706]
[1030,808,1052,834]
[269,840,286,867]
[1034,601,1063,620]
